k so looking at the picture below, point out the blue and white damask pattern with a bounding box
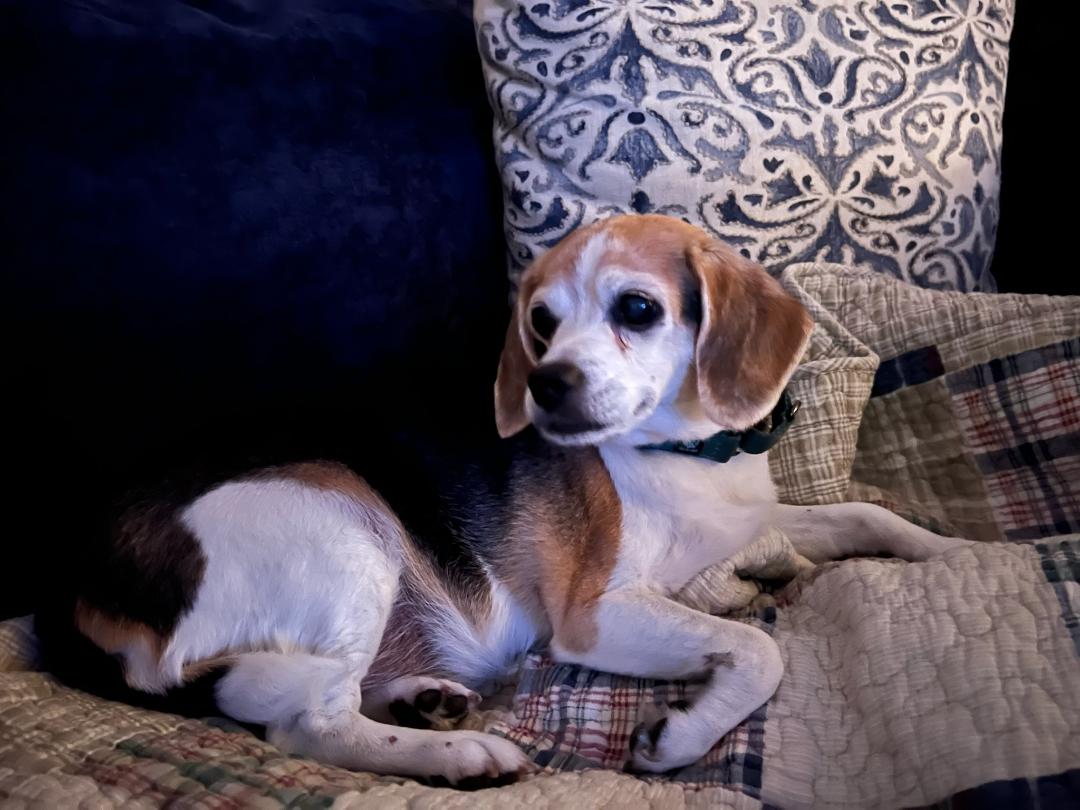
[475,0,1012,292]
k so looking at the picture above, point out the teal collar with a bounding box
[637,390,800,464]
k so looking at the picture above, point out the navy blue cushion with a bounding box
[2,0,506,615]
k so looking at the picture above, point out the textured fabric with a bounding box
[676,528,813,616]
[1036,539,1080,657]
[3,543,1078,808]
[474,0,1013,293]
[0,617,36,674]
[497,540,1080,808]
[501,609,777,791]
[0,637,759,808]
[770,264,1080,529]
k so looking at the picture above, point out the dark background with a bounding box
[1,1,1073,620]
[991,1,1073,297]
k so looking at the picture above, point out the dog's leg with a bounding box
[215,652,530,786]
[362,675,481,730]
[551,590,782,773]
[773,502,975,563]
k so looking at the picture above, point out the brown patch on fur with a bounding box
[73,498,208,682]
[594,215,704,320]
[518,217,611,286]
[494,307,533,437]
[74,599,166,661]
[250,461,378,501]
[686,239,812,429]
[494,274,542,438]
[251,461,410,564]
[502,447,621,655]
[180,654,238,682]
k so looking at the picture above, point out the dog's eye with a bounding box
[613,292,663,330]
[530,304,558,341]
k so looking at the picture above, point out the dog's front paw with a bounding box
[628,715,672,772]
[424,732,535,790]
[628,706,707,774]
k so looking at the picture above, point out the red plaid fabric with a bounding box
[948,338,1080,541]
[492,609,776,797]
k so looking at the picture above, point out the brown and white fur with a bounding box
[41,215,970,786]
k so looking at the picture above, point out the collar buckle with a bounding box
[637,388,801,464]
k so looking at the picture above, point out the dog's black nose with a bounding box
[528,362,584,413]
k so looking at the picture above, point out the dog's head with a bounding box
[494,215,813,446]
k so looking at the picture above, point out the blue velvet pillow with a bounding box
[3,0,505,437]
[2,0,505,615]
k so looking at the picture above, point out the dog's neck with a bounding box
[612,401,722,447]
[592,396,782,518]
[597,440,777,568]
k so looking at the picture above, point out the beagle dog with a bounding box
[39,215,969,786]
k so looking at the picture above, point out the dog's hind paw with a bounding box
[386,677,480,731]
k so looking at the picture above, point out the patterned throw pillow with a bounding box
[475,0,1013,293]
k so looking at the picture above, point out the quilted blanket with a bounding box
[2,265,1078,808]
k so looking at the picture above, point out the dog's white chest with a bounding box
[600,447,776,592]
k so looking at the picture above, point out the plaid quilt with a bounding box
[1,264,1078,808]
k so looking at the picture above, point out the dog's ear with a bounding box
[686,241,813,430]
[494,298,535,438]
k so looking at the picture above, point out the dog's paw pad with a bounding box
[627,711,707,774]
[390,681,480,730]
[629,715,668,758]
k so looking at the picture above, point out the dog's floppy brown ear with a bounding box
[686,241,813,430]
[494,300,535,438]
